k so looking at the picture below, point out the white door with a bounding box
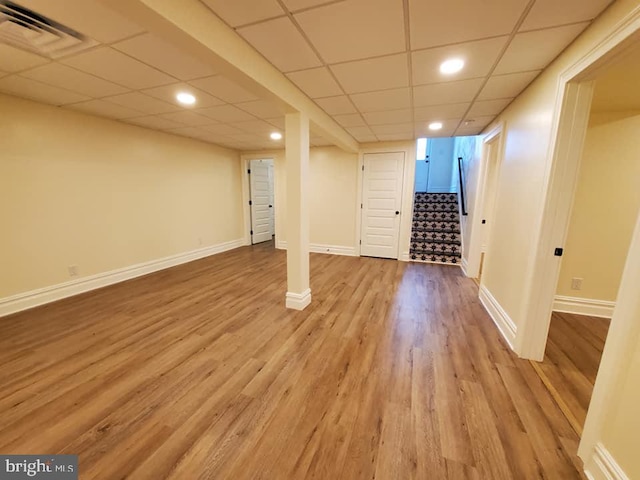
[360,152,405,259]
[250,159,274,244]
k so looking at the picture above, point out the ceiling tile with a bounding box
[0,44,48,72]
[104,92,178,115]
[125,116,184,130]
[371,123,414,135]
[0,75,90,105]
[415,119,459,138]
[355,134,379,143]
[190,75,259,103]
[414,103,470,121]
[409,0,529,50]
[286,67,343,98]
[350,88,411,113]
[281,0,339,12]
[230,120,278,134]
[142,83,225,108]
[494,23,590,74]
[333,113,366,127]
[521,0,613,31]
[158,111,216,126]
[266,117,285,129]
[467,98,512,117]
[167,126,211,139]
[346,125,374,136]
[18,0,145,43]
[294,0,405,64]
[235,100,284,118]
[62,47,175,90]
[20,63,129,98]
[315,95,357,115]
[330,54,409,94]
[113,33,218,81]
[376,132,415,141]
[412,36,508,85]
[362,109,413,126]
[238,17,321,72]
[413,78,484,106]
[66,99,142,119]
[460,115,495,131]
[196,104,257,122]
[478,71,540,100]
[200,123,246,135]
[200,0,284,27]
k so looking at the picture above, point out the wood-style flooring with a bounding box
[0,242,586,479]
[532,311,610,435]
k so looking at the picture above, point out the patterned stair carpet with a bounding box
[410,192,462,265]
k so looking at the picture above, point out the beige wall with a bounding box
[249,146,359,250]
[556,111,640,301]
[454,135,481,265]
[0,93,243,299]
[479,0,640,327]
[602,324,640,479]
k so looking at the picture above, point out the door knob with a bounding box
[269,205,273,208]
[395,211,400,215]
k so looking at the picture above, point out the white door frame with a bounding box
[464,122,505,278]
[508,8,640,466]
[356,144,417,260]
[240,154,277,246]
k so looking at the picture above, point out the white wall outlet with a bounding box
[68,265,79,277]
[571,277,583,290]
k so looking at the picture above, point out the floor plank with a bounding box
[0,242,586,479]
[533,311,610,433]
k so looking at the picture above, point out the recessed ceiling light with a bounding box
[429,122,443,131]
[176,92,196,105]
[440,58,465,75]
[270,132,283,140]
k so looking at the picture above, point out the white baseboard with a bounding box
[285,288,312,310]
[479,284,517,349]
[461,257,469,276]
[553,295,615,319]
[276,241,356,257]
[0,239,244,318]
[585,443,629,480]
[400,251,410,262]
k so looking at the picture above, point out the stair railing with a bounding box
[457,156,468,216]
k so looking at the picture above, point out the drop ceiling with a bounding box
[0,0,615,150]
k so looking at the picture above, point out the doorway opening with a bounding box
[531,43,640,438]
[248,158,275,245]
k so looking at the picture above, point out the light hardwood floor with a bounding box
[532,311,610,435]
[0,242,586,479]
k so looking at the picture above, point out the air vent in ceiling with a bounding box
[0,0,97,58]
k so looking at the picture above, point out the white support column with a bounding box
[285,112,311,310]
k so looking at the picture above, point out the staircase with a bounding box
[410,192,462,265]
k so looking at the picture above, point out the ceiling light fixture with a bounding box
[439,58,465,75]
[176,92,196,105]
[429,122,443,131]
[270,132,283,140]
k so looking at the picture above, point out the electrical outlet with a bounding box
[571,277,583,290]
[68,265,79,277]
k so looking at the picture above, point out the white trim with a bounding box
[285,288,312,310]
[276,241,356,257]
[464,122,505,279]
[553,295,615,318]
[400,251,411,262]
[461,257,469,276]
[0,239,244,318]
[240,153,277,247]
[585,443,630,480]
[479,284,517,349]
